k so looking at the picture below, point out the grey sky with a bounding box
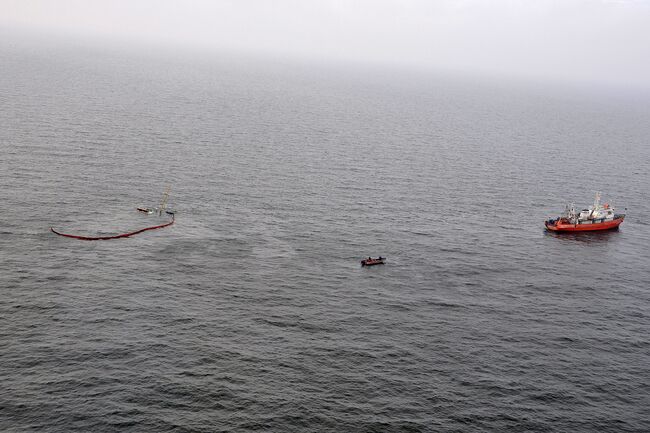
[2,0,650,88]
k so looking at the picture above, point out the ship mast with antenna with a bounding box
[589,191,601,219]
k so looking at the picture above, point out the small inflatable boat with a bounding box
[361,257,385,267]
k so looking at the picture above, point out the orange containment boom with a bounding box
[51,213,174,240]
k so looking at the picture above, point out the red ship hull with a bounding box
[545,216,624,232]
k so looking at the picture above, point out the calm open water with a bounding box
[1,43,649,432]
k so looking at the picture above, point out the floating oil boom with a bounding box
[51,212,174,240]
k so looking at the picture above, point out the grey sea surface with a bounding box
[1,44,649,432]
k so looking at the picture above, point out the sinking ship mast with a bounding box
[138,186,173,215]
[158,185,171,216]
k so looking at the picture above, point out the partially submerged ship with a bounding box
[545,192,625,232]
[51,187,175,241]
[138,186,172,215]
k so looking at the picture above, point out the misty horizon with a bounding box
[2,0,650,90]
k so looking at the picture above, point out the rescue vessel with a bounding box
[545,192,625,232]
